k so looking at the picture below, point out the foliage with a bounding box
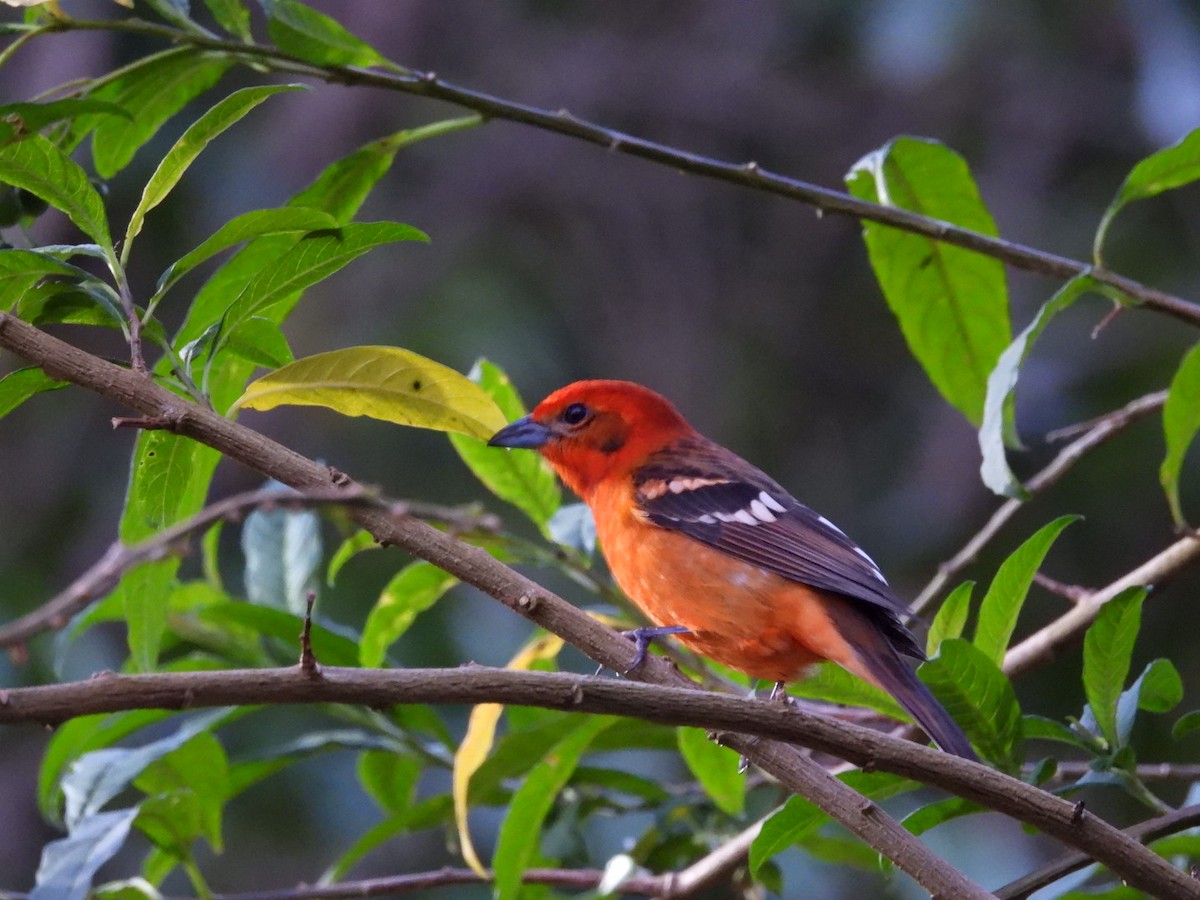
[1,3,1199,899]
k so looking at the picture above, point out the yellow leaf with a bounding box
[453,633,564,878]
[230,346,507,439]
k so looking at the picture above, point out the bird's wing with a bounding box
[634,438,924,659]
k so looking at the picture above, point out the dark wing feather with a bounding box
[635,437,924,659]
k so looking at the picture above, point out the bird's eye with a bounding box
[561,402,589,425]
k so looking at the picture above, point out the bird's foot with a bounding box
[768,681,796,706]
[620,625,691,674]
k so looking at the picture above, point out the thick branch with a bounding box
[41,17,1200,329]
[0,314,992,899]
[2,666,1199,898]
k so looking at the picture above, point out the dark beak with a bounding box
[487,415,554,449]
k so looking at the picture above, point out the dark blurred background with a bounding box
[2,0,1200,896]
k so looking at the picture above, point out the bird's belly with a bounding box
[598,517,849,682]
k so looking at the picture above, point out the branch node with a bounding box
[7,644,27,666]
[515,593,539,613]
[0,689,9,706]
[111,408,185,432]
[299,591,321,676]
[1071,799,1087,825]
[743,160,760,174]
[181,688,195,709]
[421,70,437,84]
[328,465,352,487]
[568,683,585,706]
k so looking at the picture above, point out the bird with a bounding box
[487,379,976,760]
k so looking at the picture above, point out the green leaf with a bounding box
[0,248,79,310]
[846,137,1010,425]
[901,796,982,836]
[926,581,973,656]
[263,0,385,66]
[132,732,229,854]
[919,639,1023,772]
[233,345,507,440]
[788,660,909,722]
[16,280,125,329]
[60,709,232,829]
[202,0,251,39]
[1023,715,1091,750]
[223,316,294,369]
[974,516,1078,665]
[0,365,66,418]
[546,502,596,557]
[114,564,176,674]
[359,561,457,668]
[1095,127,1200,262]
[450,359,561,531]
[218,222,426,331]
[240,495,323,615]
[194,603,360,667]
[750,771,913,874]
[87,50,233,179]
[326,530,378,585]
[357,751,422,815]
[156,207,338,296]
[0,135,112,251]
[31,808,141,900]
[491,716,616,900]
[124,84,306,252]
[0,98,128,145]
[1175,709,1200,740]
[979,276,1098,497]
[1161,341,1200,526]
[676,727,744,815]
[1115,658,1181,745]
[142,0,198,29]
[1082,587,1147,748]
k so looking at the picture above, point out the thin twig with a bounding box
[995,803,1200,900]
[1032,572,1091,604]
[3,665,1200,898]
[913,390,1167,614]
[1049,762,1200,782]
[32,17,1200,330]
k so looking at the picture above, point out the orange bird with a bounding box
[489,379,976,760]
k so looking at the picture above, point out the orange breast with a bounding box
[591,480,863,683]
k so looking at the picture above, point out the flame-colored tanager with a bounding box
[489,379,975,760]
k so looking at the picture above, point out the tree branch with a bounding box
[39,17,1200,330]
[995,803,1200,900]
[1004,534,1200,677]
[913,389,1167,614]
[0,313,994,899]
[2,665,1199,898]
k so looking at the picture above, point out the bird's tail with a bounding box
[836,604,978,761]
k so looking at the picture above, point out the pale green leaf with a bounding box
[449,358,561,530]
[974,515,1078,665]
[240,494,323,615]
[263,0,385,67]
[926,581,973,657]
[326,529,378,586]
[0,135,112,251]
[919,639,1023,772]
[676,727,744,815]
[203,0,252,41]
[902,796,982,836]
[1161,341,1200,526]
[125,84,306,251]
[1083,587,1147,748]
[846,137,1010,425]
[980,276,1097,497]
[31,808,140,900]
[1174,710,1200,740]
[223,316,294,369]
[232,345,507,440]
[0,98,127,145]
[133,732,229,854]
[359,562,457,668]
[357,751,422,815]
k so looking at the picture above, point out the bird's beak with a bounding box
[487,415,554,449]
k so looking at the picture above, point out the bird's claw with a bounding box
[621,625,691,673]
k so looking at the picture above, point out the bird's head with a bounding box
[488,380,691,498]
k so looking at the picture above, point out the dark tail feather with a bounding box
[869,646,977,761]
[838,606,978,761]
